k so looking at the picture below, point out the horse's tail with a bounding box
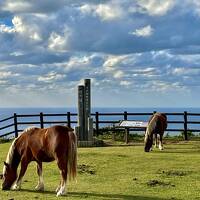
[67,130,77,181]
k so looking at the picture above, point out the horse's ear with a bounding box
[3,161,9,168]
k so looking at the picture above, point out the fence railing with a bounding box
[1,111,200,140]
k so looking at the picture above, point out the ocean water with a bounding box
[1,107,200,118]
[0,107,200,137]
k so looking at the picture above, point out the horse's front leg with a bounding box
[56,159,67,196]
[159,134,164,150]
[55,180,61,193]
[12,159,29,190]
[35,161,44,191]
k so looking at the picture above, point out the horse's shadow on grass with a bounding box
[20,189,180,200]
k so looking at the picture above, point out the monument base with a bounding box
[78,141,94,147]
[78,138,104,147]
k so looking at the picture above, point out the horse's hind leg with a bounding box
[12,158,29,190]
[35,161,44,191]
[56,158,68,196]
[159,134,164,150]
[154,133,158,148]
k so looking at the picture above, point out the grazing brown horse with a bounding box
[1,125,77,196]
[144,112,167,152]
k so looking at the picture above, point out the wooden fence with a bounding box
[1,111,200,140]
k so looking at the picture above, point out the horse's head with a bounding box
[1,162,17,190]
[144,133,153,152]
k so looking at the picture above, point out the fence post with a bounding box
[67,112,71,128]
[40,112,44,129]
[184,111,188,140]
[14,113,18,138]
[124,111,128,120]
[124,111,129,144]
[112,131,116,141]
[95,112,99,136]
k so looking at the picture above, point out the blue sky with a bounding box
[0,0,200,108]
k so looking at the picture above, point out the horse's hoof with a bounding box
[55,186,60,193]
[56,186,66,197]
[56,190,66,197]
[12,184,21,190]
[35,185,44,191]
[159,146,164,150]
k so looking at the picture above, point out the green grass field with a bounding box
[0,141,200,200]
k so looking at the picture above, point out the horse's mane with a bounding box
[3,126,37,174]
[23,126,37,133]
[3,138,18,174]
[145,114,157,137]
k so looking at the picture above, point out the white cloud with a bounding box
[172,67,200,76]
[66,56,91,69]
[113,70,124,78]
[136,0,175,16]
[151,50,173,59]
[130,68,157,77]
[12,16,25,33]
[79,3,123,21]
[48,27,71,52]
[48,32,66,51]
[151,80,185,92]
[10,51,25,56]
[120,80,131,86]
[103,55,128,69]
[177,54,200,65]
[188,0,200,16]
[1,0,67,14]
[38,71,66,83]
[95,4,123,21]
[0,80,8,84]
[12,16,42,41]
[0,71,19,78]
[0,24,15,33]
[130,25,154,37]
[2,1,32,13]
[79,4,94,15]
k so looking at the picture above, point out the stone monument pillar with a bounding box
[77,79,93,146]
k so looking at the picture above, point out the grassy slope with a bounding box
[0,141,200,200]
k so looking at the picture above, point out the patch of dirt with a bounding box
[147,179,175,187]
[78,164,96,175]
[159,169,189,176]
[116,154,128,158]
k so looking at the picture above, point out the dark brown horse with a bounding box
[1,125,77,196]
[144,112,167,152]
